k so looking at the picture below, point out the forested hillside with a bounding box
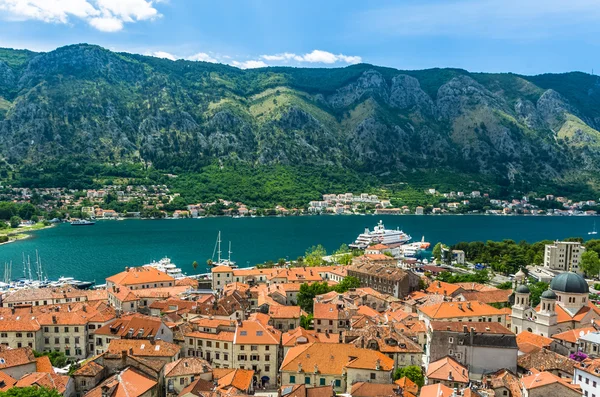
[1,44,600,204]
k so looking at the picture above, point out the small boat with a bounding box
[590,221,598,235]
[52,276,95,289]
[71,219,95,226]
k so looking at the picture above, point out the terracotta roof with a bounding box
[213,368,254,392]
[518,348,576,375]
[521,370,581,392]
[429,321,513,334]
[394,377,418,396]
[35,356,54,373]
[0,314,41,331]
[368,244,390,250]
[84,367,157,397]
[211,266,235,273]
[269,305,303,319]
[457,289,513,304]
[576,358,600,376]
[314,332,340,344]
[165,357,212,377]
[282,328,320,347]
[280,384,335,397]
[280,343,394,375]
[419,383,454,397]
[454,282,499,292]
[516,331,553,352]
[419,301,503,319]
[106,266,175,286]
[107,339,181,358]
[178,378,215,397]
[185,331,235,342]
[0,346,36,369]
[314,303,343,320]
[552,326,597,344]
[427,281,463,296]
[15,372,69,394]
[489,369,522,397]
[350,382,405,397]
[94,313,165,338]
[426,356,469,384]
[235,320,281,345]
[356,305,380,318]
[73,361,104,377]
[0,371,17,391]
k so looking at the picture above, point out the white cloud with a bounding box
[187,52,217,63]
[88,16,122,32]
[0,0,162,32]
[260,49,362,65]
[151,51,177,60]
[231,60,268,69]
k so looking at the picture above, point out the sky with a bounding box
[0,0,599,75]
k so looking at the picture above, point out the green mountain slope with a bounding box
[1,43,600,201]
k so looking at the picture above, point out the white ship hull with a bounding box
[349,220,411,249]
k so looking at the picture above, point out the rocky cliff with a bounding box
[1,44,600,190]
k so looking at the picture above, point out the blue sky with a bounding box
[0,0,599,75]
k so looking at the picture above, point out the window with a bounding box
[26,332,33,338]
[216,353,220,360]
[370,373,376,380]
[216,342,220,348]
[44,327,49,332]
[290,376,296,384]
[335,380,341,388]
[224,343,228,349]
[65,337,70,344]
[65,349,70,356]
[503,391,507,396]
[16,333,22,338]
[54,327,59,333]
[64,327,69,332]
[54,338,59,344]
[224,354,228,360]
[265,355,270,361]
[265,346,269,351]
[305,377,310,385]
[207,341,212,347]
[75,327,79,332]
[180,378,185,385]
[45,338,50,344]
[265,365,270,372]
[579,375,583,381]
[586,378,590,385]
[320,378,326,386]
[448,337,454,343]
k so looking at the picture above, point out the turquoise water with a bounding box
[0,215,597,282]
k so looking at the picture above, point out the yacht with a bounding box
[349,220,411,249]
[71,219,95,226]
[589,221,598,235]
[209,232,238,269]
[144,257,186,279]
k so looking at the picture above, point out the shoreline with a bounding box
[0,223,54,246]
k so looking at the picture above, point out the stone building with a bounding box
[346,261,420,299]
[427,322,518,379]
[544,241,585,274]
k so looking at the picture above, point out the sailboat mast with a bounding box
[217,231,222,263]
[228,241,232,262]
[27,255,32,281]
[22,253,26,278]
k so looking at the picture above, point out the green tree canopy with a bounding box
[392,365,425,387]
[0,387,62,397]
[581,250,600,277]
[305,245,327,267]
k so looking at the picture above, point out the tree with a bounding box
[300,314,313,330]
[33,350,68,367]
[277,258,287,266]
[392,365,424,387]
[581,250,600,277]
[9,215,21,228]
[334,276,361,293]
[305,245,327,267]
[192,261,198,271]
[432,242,443,261]
[0,387,63,397]
[297,282,332,313]
[206,259,213,267]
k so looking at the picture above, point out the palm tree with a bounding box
[206,259,213,267]
[192,260,198,270]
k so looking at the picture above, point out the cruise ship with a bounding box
[349,220,411,249]
[143,257,186,279]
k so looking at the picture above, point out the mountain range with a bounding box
[1,44,600,197]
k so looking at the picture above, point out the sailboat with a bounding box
[589,221,598,235]
[209,231,238,269]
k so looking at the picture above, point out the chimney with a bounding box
[462,325,468,333]
[52,315,57,324]
[121,350,127,362]
[458,303,463,311]
[466,302,471,310]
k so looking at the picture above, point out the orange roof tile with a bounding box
[213,368,254,392]
[35,356,54,373]
[280,343,394,375]
[426,356,468,384]
[107,339,181,358]
[427,281,463,296]
[15,372,69,394]
[419,301,502,319]
[268,305,303,319]
[235,320,280,345]
[395,377,418,396]
[0,371,16,391]
[521,371,581,392]
[165,358,212,377]
[84,367,157,397]
[185,331,235,342]
[419,383,454,397]
[516,331,553,351]
[552,327,596,344]
[106,266,175,286]
[0,346,36,369]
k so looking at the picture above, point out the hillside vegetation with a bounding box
[1,44,600,205]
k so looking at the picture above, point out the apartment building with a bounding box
[346,261,420,299]
[544,241,585,274]
[418,301,506,327]
[0,314,43,350]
